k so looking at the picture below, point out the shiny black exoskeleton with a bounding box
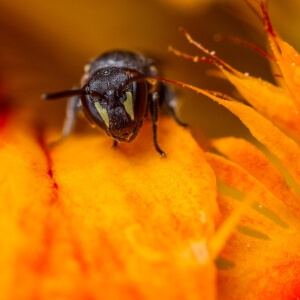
[42,50,186,156]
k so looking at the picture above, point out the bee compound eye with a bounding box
[132,82,148,122]
[80,94,109,131]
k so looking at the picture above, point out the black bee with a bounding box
[42,50,186,156]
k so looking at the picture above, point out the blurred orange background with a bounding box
[0,0,299,139]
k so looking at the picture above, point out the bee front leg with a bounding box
[161,83,188,127]
[149,92,166,157]
[49,95,81,147]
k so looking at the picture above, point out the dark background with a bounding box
[0,0,299,139]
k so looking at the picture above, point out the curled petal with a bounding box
[206,152,298,229]
[269,36,300,107]
[211,137,300,215]
[219,67,300,143]
[207,152,300,300]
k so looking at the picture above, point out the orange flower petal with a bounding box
[213,99,300,191]
[164,69,300,298]
[0,114,220,299]
[167,2,300,298]
[269,36,300,106]
[250,0,300,106]
[206,152,300,300]
[211,137,300,215]
[166,81,300,192]
[0,115,57,298]
[219,67,300,142]
[206,152,297,228]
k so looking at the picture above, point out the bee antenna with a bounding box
[42,88,86,100]
[118,74,157,95]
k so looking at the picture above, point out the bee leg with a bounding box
[161,84,188,127]
[149,92,166,157]
[112,140,119,148]
[48,95,81,148]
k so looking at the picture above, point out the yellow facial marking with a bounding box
[123,92,134,120]
[94,102,110,127]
